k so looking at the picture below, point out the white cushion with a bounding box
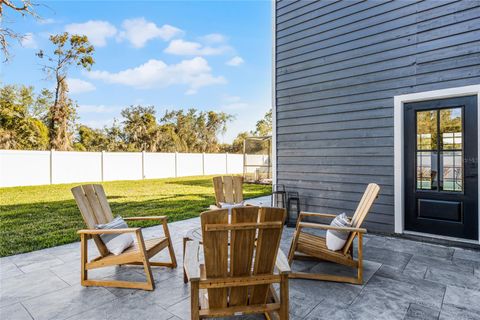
[96,216,134,255]
[325,213,351,251]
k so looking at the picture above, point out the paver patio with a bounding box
[1,196,480,320]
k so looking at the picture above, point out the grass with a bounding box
[0,176,271,257]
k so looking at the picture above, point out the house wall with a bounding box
[275,0,480,233]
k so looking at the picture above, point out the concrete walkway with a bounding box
[1,198,480,319]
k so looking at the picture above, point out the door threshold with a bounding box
[403,230,479,247]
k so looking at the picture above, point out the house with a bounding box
[273,0,480,244]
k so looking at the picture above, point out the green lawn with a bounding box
[0,176,271,257]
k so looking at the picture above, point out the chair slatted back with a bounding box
[201,206,286,309]
[229,206,258,306]
[250,207,285,304]
[213,176,243,206]
[342,183,380,255]
[71,184,114,257]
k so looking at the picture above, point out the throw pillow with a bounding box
[95,216,134,255]
[325,213,351,251]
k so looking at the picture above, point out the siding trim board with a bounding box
[272,0,277,186]
[394,84,480,245]
[275,0,480,244]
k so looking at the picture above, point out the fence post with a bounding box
[226,152,229,174]
[142,151,146,179]
[175,152,178,178]
[202,152,205,176]
[49,149,54,185]
[101,151,105,182]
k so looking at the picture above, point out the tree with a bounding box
[0,84,49,149]
[121,105,160,152]
[253,108,272,136]
[74,125,109,151]
[0,0,39,61]
[228,109,272,154]
[159,109,233,153]
[202,111,232,152]
[37,32,94,150]
[229,131,250,153]
[104,120,128,151]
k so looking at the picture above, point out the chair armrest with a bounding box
[275,250,291,274]
[184,240,201,281]
[300,211,338,218]
[77,228,141,235]
[299,212,353,222]
[124,216,167,221]
[299,222,367,233]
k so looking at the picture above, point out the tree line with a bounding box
[0,84,271,153]
[0,4,271,154]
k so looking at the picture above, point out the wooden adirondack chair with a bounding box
[210,176,244,209]
[288,183,380,284]
[184,206,290,319]
[71,184,177,291]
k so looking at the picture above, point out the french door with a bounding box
[404,95,478,240]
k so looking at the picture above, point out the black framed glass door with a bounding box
[404,95,478,240]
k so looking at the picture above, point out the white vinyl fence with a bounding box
[0,150,245,188]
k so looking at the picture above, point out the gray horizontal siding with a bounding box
[275,0,480,233]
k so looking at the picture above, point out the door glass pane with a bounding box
[417,110,437,150]
[417,151,438,190]
[440,151,463,192]
[440,108,462,150]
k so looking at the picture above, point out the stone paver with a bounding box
[0,260,24,280]
[443,285,480,312]
[22,286,117,320]
[1,196,480,320]
[404,304,440,320]
[0,303,33,320]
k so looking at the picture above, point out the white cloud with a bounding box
[65,20,117,47]
[223,94,241,103]
[67,78,96,94]
[87,57,226,95]
[222,102,249,110]
[164,39,231,56]
[78,104,117,114]
[21,33,38,49]
[226,56,244,66]
[38,18,56,25]
[199,33,227,44]
[117,18,183,48]
[221,95,249,110]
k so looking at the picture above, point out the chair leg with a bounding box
[167,240,177,269]
[183,237,189,283]
[357,233,363,284]
[163,220,177,269]
[135,231,155,291]
[280,274,289,320]
[82,279,156,290]
[190,280,200,320]
[142,259,155,291]
[80,234,88,285]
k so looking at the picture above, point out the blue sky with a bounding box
[1,0,272,142]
